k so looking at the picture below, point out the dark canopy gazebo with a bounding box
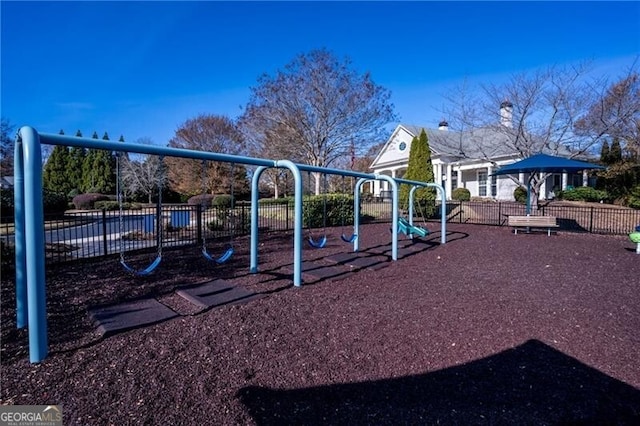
[492,154,605,214]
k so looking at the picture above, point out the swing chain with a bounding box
[117,151,126,264]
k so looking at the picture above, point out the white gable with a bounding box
[370,125,417,169]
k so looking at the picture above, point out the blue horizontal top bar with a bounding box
[296,163,387,180]
[37,132,277,168]
[35,130,439,186]
[394,177,442,188]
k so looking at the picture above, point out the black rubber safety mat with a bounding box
[176,279,262,309]
[282,260,352,282]
[324,252,389,270]
[89,298,179,337]
[366,244,418,259]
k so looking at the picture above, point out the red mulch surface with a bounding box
[2,223,639,425]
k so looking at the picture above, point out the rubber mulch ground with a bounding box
[1,223,639,425]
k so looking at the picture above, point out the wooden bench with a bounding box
[508,215,559,236]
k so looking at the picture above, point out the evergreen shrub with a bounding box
[559,186,609,203]
[72,193,109,210]
[212,194,233,208]
[514,186,528,203]
[628,185,640,210]
[94,200,120,211]
[43,190,68,214]
[187,194,215,207]
[451,187,471,201]
[304,194,354,228]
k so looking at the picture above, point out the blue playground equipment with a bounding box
[395,185,430,238]
[116,152,164,276]
[340,176,357,243]
[200,161,235,264]
[306,172,328,249]
[13,126,447,362]
[629,226,640,254]
[397,217,429,238]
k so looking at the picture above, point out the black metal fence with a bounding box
[1,201,639,265]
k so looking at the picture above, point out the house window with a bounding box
[490,175,497,197]
[478,170,488,197]
[571,173,583,187]
[451,174,458,190]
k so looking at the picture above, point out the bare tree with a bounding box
[239,48,397,194]
[575,65,640,159]
[165,115,245,196]
[435,62,636,207]
[1,118,15,176]
[119,138,168,203]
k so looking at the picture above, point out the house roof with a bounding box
[371,123,575,169]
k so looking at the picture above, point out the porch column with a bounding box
[445,163,452,200]
[487,165,493,197]
[373,179,380,197]
[562,173,568,190]
[519,172,525,186]
[539,173,547,200]
[582,170,588,186]
[457,167,462,189]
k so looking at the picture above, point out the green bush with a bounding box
[560,186,609,202]
[43,190,68,214]
[1,188,14,218]
[212,194,233,208]
[514,186,528,203]
[187,194,215,207]
[2,188,74,216]
[451,187,471,201]
[94,200,121,211]
[206,208,250,233]
[72,193,110,210]
[67,188,80,200]
[628,185,640,209]
[206,216,226,231]
[304,194,355,228]
[259,197,294,206]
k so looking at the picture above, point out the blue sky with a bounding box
[2,1,639,146]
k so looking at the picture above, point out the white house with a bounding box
[370,102,589,201]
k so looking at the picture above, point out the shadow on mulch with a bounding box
[238,339,640,425]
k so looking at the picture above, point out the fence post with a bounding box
[286,201,289,231]
[589,207,594,233]
[102,209,108,257]
[460,201,463,223]
[498,202,502,226]
[241,203,246,236]
[196,204,202,245]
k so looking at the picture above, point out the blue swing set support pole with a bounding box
[250,161,303,287]
[396,178,447,245]
[13,127,47,363]
[354,176,399,259]
[14,126,447,363]
[14,127,279,363]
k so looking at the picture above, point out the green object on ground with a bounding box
[629,232,640,244]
